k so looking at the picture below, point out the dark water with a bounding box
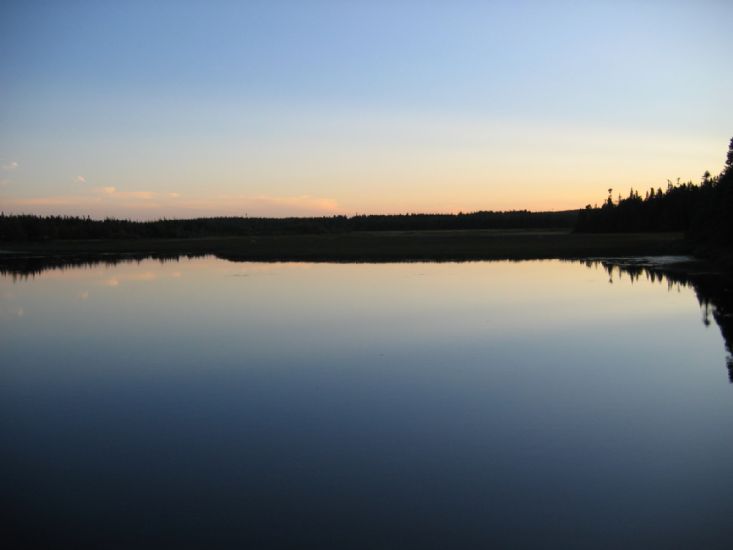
[2,257,732,548]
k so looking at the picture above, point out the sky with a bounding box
[1,0,731,218]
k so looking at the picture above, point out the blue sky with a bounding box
[1,0,731,217]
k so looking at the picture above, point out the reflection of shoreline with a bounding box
[3,253,732,382]
[0,254,202,281]
[594,258,733,383]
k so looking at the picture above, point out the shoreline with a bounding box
[0,229,694,264]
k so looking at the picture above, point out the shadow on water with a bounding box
[3,253,732,380]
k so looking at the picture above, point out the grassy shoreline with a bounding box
[0,229,694,263]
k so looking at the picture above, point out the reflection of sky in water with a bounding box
[2,258,733,548]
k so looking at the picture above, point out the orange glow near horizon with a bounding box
[1,114,729,220]
[2,2,730,221]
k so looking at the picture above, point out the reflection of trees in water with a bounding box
[583,259,733,383]
[0,254,202,281]
[3,254,732,381]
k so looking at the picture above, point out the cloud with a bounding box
[1,190,339,218]
[2,161,18,171]
[76,176,87,184]
[175,194,341,216]
[93,187,157,200]
[128,191,155,200]
[251,195,339,212]
[9,196,101,206]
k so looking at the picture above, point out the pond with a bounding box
[2,257,732,548]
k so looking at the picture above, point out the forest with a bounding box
[574,138,733,245]
[0,210,576,241]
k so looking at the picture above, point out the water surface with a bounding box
[2,258,732,548]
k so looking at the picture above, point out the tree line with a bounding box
[575,137,733,245]
[0,210,577,241]
[2,138,730,243]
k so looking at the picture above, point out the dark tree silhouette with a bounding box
[0,210,578,241]
[576,137,733,246]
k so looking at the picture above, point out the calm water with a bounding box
[2,258,733,548]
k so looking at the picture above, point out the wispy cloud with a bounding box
[94,187,158,200]
[128,191,156,200]
[2,161,18,171]
[252,194,339,212]
[76,175,87,184]
[9,196,101,206]
[175,194,341,216]
[2,190,337,218]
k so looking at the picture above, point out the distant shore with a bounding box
[0,229,693,263]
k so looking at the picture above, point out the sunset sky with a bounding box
[1,0,731,219]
